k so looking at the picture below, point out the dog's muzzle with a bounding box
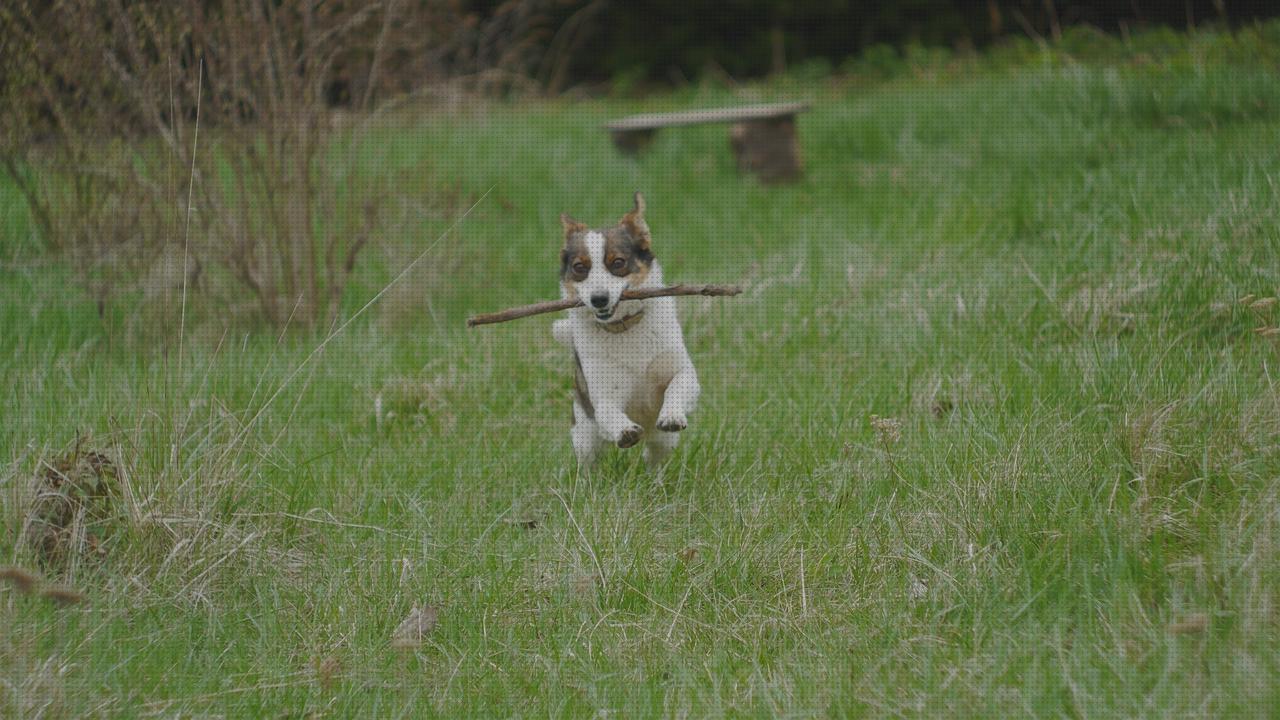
[589,293,615,321]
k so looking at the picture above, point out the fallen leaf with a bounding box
[314,654,342,690]
[505,516,540,530]
[571,574,598,595]
[1168,613,1208,635]
[392,604,439,649]
[909,575,928,602]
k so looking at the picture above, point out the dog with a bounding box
[551,192,700,468]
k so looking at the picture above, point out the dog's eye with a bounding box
[572,262,588,274]
[607,258,626,271]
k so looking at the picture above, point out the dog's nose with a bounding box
[590,293,609,309]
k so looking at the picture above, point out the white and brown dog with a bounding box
[551,192,699,467]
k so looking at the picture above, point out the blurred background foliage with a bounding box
[6,2,1280,109]
[558,0,1275,87]
[3,0,1279,330]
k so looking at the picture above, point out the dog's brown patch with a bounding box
[599,220,653,284]
[607,192,653,281]
[620,191,650,248]
[560,224,591,286]
[560,212,587,236]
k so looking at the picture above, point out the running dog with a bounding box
[551,193,700,467]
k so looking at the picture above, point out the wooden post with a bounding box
[729,116,803,184]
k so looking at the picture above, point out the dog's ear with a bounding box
[560,212,586,242]
[620,191,650,248]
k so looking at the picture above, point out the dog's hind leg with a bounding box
[571,401,603,468]
[643,429,680,468]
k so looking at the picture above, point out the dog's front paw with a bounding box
[617,424,644,448]
[656,413,687,433]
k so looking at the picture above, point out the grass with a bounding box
[5,29,1280,717]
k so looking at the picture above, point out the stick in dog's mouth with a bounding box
[465,284,742,327]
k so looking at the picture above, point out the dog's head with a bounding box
[559,192,654,323]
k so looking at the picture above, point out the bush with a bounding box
[0,0,558,331]
[0,2,389,329]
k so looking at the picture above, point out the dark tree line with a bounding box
[541,0,1277,85]
[4,1,1277,116]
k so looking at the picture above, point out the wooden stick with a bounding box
[466,283,742,327]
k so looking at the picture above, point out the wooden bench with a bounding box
[603,101,810,184]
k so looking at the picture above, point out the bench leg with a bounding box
[729,116,803,183]
[610,128,657,155]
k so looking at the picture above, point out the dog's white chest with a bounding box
[569,303,689,422]
[584,325,664,371]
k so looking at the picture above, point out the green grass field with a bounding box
[5,32,1280,717]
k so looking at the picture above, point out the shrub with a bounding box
[0,0,558,330]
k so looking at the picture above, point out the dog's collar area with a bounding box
[597,307,646,333]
